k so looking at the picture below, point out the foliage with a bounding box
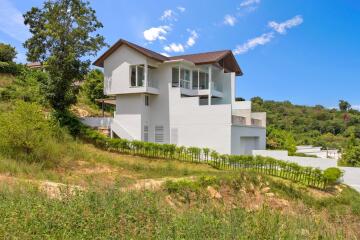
[82,69,104,103]
[266,127,297,154]
[0,62,22,75]
[323,167,343,185]
[23,0,107,112]
[252,97,360,149]
[0,67,47,104]
[0,43,17,62]
[0,101,68,166]
[339,99,351,112]
[340,145,360,167]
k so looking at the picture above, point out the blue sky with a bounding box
[1,0,359,109]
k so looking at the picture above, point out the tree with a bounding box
[83,69,104,103]
[266,127,297,155]
[339,100,351,112]
[251,96,263,105]
[23,0,107,112]
[0,43,17,62]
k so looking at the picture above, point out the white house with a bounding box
[93,39,266,155]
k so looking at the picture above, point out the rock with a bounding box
[207,186,222,199]
[265,192,275,197]
[165,195,176,208]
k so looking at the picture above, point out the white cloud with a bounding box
[160,9,175,21]
[233,32,274,55]
[0,0,30,42]
[186,29,198,47]
[240,0,261,7]
[268,15,303,34]
[160,52,170,57]
[177,6,186,12]
[143,25,170,42]
[352,105,360,111]
[223,14,237,26]
[164,43,185,53]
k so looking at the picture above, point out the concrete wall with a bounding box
[80,117,113,128]
[253,150,360,192]
[253,150,338,169]
[169,86,233,154]
[231,126,266,155]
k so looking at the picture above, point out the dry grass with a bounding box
[0,73,15,88]
[0,142,219,188]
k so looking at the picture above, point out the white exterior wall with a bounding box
[231,126,266,155]
[114,94,143,139]
[104,45,147,95]
[168,87,232,154]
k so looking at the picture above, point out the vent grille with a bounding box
[143,125,149,142]
[155,125,164,143]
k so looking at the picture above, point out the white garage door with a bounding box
[240,137,259,155]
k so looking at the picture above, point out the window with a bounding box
[180,68,190,89]
[155,125,164,143]
[143,125,149,142]
[192,70,198,89]
[145,95,149,106]
[199,71,209,89]
[130,65,144,87]
[172,67,179,87]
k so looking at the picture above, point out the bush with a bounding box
[267,127,297,154]
[340,145,360,167]
[82,69,104,103]
[0,67,46,103]
[0,101,67,166]
[0,61,22,74]
[323,168,343,185]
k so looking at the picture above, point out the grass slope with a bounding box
[0,170,359,239]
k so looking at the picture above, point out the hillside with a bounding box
[251,97,360,149]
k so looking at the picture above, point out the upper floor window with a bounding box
[180,68,190,89]
[199,71,209,89]
[172,67,191,89]
[172,67,179,87]
[130,65,144,87]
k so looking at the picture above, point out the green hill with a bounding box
[251,97,360,149]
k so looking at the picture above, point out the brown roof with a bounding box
[26,62,42,69]
[93,39,168,67]
[93,39,243,76]
[168,50,242,76]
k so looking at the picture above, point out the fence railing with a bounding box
[77,124,335,189]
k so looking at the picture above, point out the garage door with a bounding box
[239,137,259,155]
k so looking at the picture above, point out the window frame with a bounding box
[130,65,145,87]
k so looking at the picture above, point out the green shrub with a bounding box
[0,101,67,166]
[267,127,297,155]
[340,145,360,167]
[323,168,343,185]
[0,67,46,103]
[82,69,104,103]
[0,61,22,74]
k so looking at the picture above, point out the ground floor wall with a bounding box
[231,126,266,155]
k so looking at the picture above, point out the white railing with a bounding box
[180,79,191,89]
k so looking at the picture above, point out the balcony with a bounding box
[174,79,223,98]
